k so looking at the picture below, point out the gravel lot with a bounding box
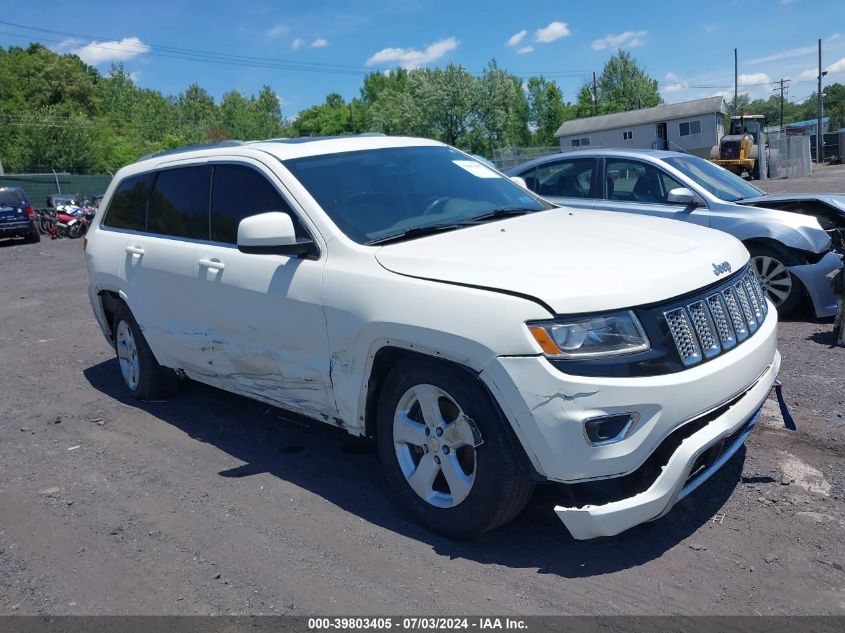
[0,228,843,616]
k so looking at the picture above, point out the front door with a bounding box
[600,158,710,226]
[656,122,668,150]
[515,157,598,210]
[192,161,335,420]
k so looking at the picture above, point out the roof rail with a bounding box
[137,140,246,162]
[261,132,388,145]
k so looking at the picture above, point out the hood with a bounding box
[374,208,749,314]
[739,193,845,218]
[729,197,835,252]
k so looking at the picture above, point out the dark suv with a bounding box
[0,187,39,244]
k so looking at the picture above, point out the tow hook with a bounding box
[772,379,797,431]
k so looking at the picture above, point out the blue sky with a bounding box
[2,0,844,116]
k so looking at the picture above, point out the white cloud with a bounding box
[291,38,305,50]
[128,71,142,83]
[267,24,289,38]
[69,36,150,65]
[700,23,720,33]
[591,30,647,51]
[748,44,815,65]
[517,46,534,55]
[534,21,570,44]
[737,72,771,87]
[365,37,459,69]
[311,37,329,48]
[663,72,688,93]
[780,0,798,5]
[828,56,845,74]
[507,30,527,47]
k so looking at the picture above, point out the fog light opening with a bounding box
[583,413,640,446]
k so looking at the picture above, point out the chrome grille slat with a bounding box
[688,301,720,358]
[705,293,736,350]
[664,307,702,366]
[734,282,758,332]
[664,268,765,368]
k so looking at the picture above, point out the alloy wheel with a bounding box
[392,384,479,508]
[751,255,793,307]
[116,320,140,391]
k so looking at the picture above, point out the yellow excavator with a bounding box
[710,114,768,180]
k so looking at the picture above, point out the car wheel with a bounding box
[112,302,180,400]
[376,359,533,538]
[749,245,803,316]
[26,227,41,244]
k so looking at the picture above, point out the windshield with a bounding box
[0,190,25,206]
[283,145,552,244]
[663,155,764,202]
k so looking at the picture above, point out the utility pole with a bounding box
[734,48,738,116]
[817,38,823,163]
[592,71,597,116]
[773,78,790,132]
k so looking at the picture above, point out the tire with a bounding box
[25,227,40,244]
[112,302,180,400]
[748,244,804,317]
[376,359,534,538]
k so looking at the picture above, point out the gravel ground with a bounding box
[760,163,845,194]
[0,235,843,617]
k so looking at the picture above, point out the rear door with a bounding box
[599,158,710,226]
[513,157,598,209]
[112,165,211,372]
[192,160,335,419]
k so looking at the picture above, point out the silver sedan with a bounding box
[507,149,842,317]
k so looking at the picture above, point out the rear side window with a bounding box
[103,173,154,231]
[0,190,26,205]
[210,164,296,244]
[148,166,211,240]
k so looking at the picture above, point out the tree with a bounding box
[526,76,568,146]
[597,50,661,113]
[291,93,351,136]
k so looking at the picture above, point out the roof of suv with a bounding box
[136,134,444,167]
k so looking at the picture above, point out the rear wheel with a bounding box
[25,227,40,243]
[748,245,803,316]
[112,302,180,400]
[376,359,533,538]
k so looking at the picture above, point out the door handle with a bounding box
[125,245,144,255]
[198,258,225,271]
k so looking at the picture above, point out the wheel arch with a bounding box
[362,345,543,482]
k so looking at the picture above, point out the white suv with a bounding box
[85,135,780,539]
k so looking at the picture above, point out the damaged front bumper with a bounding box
[554,354,779,539]
[789,250,842,318]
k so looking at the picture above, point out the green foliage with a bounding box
[597,50,661,113]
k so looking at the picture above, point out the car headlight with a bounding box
[528,311,650,360]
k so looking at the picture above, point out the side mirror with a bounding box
[510,176,528,189]
[666,187,699,207]
[237,212,315,258]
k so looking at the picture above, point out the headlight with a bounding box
[528,311,650,359]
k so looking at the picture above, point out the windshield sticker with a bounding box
[453,160,500,179]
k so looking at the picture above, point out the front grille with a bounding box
[721,140,741,159]
[664,268,767,368]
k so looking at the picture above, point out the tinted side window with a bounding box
[524,159,594,198]
[103,173,154,231]
[210,165,296,244]
[605,159,679,204]
[148,166,211,240]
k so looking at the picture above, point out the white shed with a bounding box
[555,96,727,158]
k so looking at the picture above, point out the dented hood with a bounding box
[374,208,750,314]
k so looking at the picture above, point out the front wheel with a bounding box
[376,359,533,538]
[749,245,803,316]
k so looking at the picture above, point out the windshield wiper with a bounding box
[367,223,468,246]
[467,207,537,223]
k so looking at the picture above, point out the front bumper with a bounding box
[788,250,842,318]
[554,353,777,539]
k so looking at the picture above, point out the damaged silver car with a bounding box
[508,149,842,317]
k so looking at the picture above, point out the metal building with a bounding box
[554,96,727,157]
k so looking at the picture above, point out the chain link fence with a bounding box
[0,173,113,207]
[491,146,561,171]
